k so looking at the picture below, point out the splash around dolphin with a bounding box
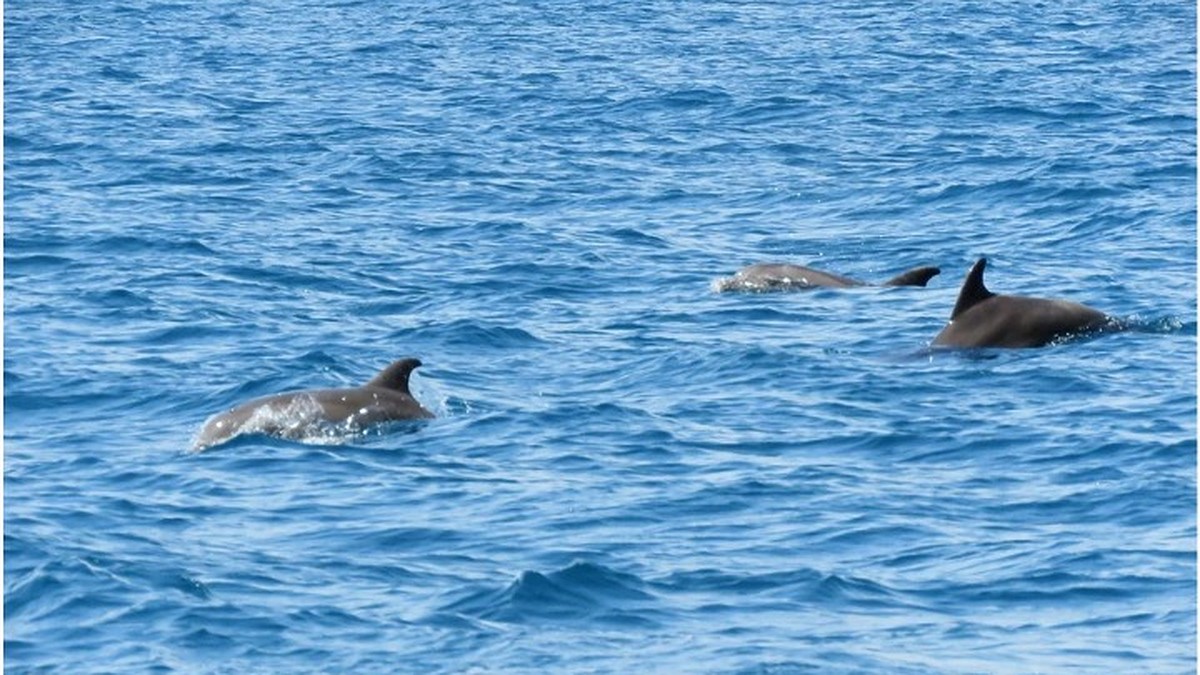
[932,258,1113,349]
[192,358,433,451]
[713,262,940,292]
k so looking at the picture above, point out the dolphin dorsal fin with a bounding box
[884,266,941,287]
[949,258,994,319]
[366,358,423,394]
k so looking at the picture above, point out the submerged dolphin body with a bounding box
[932,259,1112,349]
[193,358,433,451]
[714,263,940,292]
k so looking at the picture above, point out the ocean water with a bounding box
[4,0,1196,672]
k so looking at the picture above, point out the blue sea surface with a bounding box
[5,1,1197,672]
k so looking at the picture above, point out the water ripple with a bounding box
[5,0,1194,672]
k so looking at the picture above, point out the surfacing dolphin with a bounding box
[932,258,1113,349]
[714,262,940,292]
[193,358,433,451]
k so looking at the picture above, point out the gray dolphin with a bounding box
[193,358,433,451]
[932,259,1111,349]
[714,263,940,292]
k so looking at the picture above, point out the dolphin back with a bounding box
[192,357,432,451]
[882,266,941,287]
[949,258,995,319]
[366,358,423,395]
[933,259,1114,348]
[713,263,862,291]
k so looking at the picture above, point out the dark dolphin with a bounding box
[193,358,433,451]
[714,263,940,292]
[932,258,1112,349]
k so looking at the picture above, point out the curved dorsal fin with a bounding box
[883,266,941,287]
[950,258,994,319]
[366,358,423,394]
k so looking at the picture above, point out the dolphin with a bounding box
[932,258,1112,348]
[714,263,940,292]
[193,358,433,451]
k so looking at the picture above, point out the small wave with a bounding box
[659,567,824,595]
[145,324,239,346]
[408,319,546,350]
[608,226,671,248]
[661,88,733,110]
[1114,314,1194,336]
[724,95,810,126]
[5,253,78,274]
[213,263,347,293]
[88,234,216,257]
[98,65,142,82]
[810,572,905,608]
[608,87,733,118]
[5,559,71,621]
[434,561,661,628]
[1128,113,1196,131]
[926,568,1155,610]
[83,288,156,309]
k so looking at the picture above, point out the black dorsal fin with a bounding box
[366,358,423,394]
[949,258,994,319]
[883,266,941,287]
